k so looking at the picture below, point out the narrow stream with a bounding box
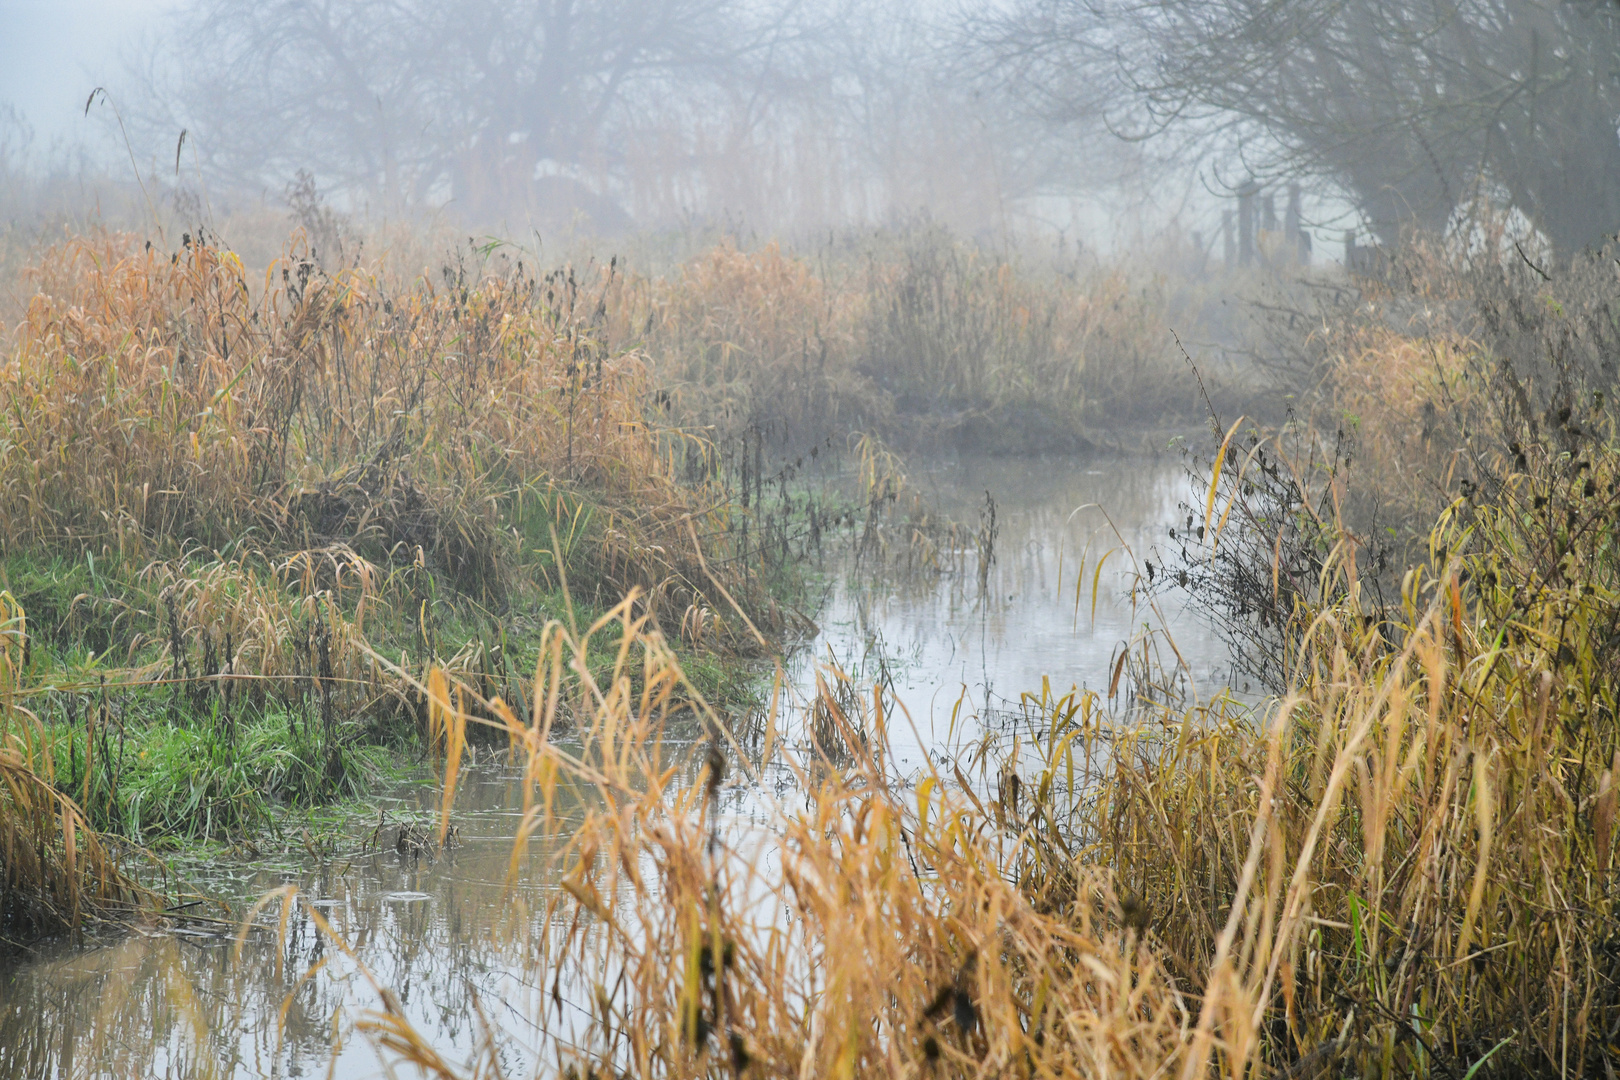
[786,453,1235,770]
[0,452,1233,1079]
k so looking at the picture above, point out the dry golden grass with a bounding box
[18,220,1617,1073]
[3,231,721,599]
[321,430,1620,1077]
[593,228,1199,452]
[0,592,154,939]
[636,242,875,441]
[0,224,793,924]
[0,227,783,713]
[314,593,1196,1080]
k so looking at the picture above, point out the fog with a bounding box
[3,7,1620,1075]
[5,0,1619,260]
[0,2,172,147]
[0,0,1218,255]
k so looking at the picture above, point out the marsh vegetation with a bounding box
[4,212,1619,1080]
[5,0,1620,1076]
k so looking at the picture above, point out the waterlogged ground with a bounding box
[0,452,1234,1079]
[0,767,565,1078]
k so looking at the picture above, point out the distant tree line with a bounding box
[974,0,1620,255]
[133,0,1098,235]
[133,0,1616,249]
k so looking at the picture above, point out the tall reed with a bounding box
[596,226,1204,454]
[0,226,792,856]
[319,435,1620,1078]
[291,594,1196,1079]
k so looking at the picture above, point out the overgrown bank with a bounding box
[0,228,803,938]
[607,226,1234,454]
[3,217,1186,940]
[22,216,1613,1077]
[1107,233,1620,1076]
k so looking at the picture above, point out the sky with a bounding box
[1,0,174,153]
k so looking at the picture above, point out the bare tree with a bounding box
[142,1,436,204]
[145,0,823,226]
[976,0,1620,255]
[128,0,1123,236]
[634,3,1098,234]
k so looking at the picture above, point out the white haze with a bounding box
[1,1,173,154]
[0,0,1395,260]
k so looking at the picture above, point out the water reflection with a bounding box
[0,453,1230,1078]
[786,453,1229,768]
[0,768,575,1079]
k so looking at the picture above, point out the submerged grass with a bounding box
[0,594,154,942]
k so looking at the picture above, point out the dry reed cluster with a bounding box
[4,230,747,615]
[1129,237,1620,1072]
[0,227,788,709]
[321,596,1198,1080]
[1034,490,1620,1076]
[0,226,794,931]
[596,227,1202,453]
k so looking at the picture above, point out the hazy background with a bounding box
[0,0,1233,256]
[2,1,174,147]
[4,0,1616,262]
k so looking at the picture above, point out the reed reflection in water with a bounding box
[0,452,1229,1078]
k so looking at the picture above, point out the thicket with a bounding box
[1099,232,1620,1075]
[1174,229,1620,688]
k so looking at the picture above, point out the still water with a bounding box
[788,452,1235,769]
[0,453,1232,1079]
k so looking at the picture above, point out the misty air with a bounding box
[1,2,1617,1077]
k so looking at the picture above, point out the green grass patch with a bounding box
[45,708,394,845]
[5,531,777,850]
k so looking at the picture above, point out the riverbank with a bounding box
[226,425,1614,1080]
[14,219,1617,1079]
[0,227,807,939]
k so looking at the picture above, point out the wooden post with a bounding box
[1285,184,1303,263]
[1238,182,1258,267]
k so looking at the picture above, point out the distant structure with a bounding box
[1223,180,1312,270]
[1344,230,1385,275]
